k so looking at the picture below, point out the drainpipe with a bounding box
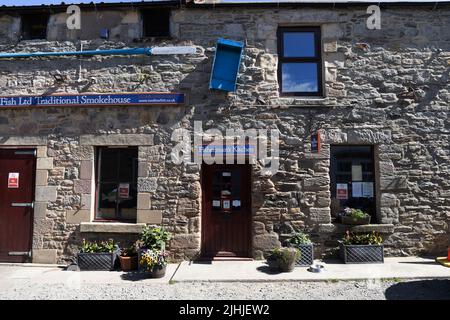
[0,46,197,59]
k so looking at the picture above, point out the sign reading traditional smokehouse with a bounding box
[0,92,185,108]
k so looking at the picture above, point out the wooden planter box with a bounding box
[341,215,371,225]
[339,241,384,264]
[77,249,120,271]
[293,244,314,267]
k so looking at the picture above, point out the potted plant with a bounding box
[285,232,314,267]
[340,207,371,225]
[119,244,138,272]
[139,249,169,278]
[339,231,384,264]
[77,239,120,271]
[267,247,300,272]
[137,226,171,271]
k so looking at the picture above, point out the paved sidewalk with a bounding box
[0,257,448,286]
[172,257,450,282]
[0,258,449,299]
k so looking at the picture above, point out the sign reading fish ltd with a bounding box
[0,92,185,109]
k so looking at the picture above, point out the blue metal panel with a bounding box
[209,38,244,92]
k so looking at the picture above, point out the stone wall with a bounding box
[0,5,449,263]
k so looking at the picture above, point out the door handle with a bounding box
[11,202,34,208]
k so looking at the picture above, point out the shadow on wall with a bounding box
[384,279,450,300]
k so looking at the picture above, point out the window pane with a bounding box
[96,147,138,221]
[100,148,118,182]
[118,148,138,181]
[282,63,319,93]
[283,32,315,57]
[97,182,117,220]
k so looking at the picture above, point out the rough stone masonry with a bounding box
[0,4,449,264]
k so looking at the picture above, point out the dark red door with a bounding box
[0,149,35,262]
[201,164,251,257]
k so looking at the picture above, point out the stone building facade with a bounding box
[0,1,448,264]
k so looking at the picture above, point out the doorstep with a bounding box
[170,257,450,282]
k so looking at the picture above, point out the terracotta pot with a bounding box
[119,255,138,271]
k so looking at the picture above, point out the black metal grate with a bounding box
[295,244,314,267]
[339,242,384,264]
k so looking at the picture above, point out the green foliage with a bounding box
[80,239,118,253]
[139,226,172,250]
[342,231,383,245]
[343,207,369,219]
[271,247,300,265]
[120,245,137,257]
[288,232,312,245]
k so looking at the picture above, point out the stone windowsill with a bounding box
[273,96,338,108]
[317,223,395,234]
[80,222,146,233]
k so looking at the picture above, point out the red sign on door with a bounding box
[7,172,19,188]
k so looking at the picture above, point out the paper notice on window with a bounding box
[336,183,348,200]
[212,200,221,208]
[222,171,231,177]
[352,182,363,198]
[352,165,363,181]
[362,182,374,198]
[232,200,241,207]
[118,183,130,198]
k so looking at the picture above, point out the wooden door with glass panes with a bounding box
[201,164,251,257]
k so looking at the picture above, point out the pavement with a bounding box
[0,256,448,284]
[171,257,450,282]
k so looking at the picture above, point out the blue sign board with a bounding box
[195,144,256,156]
[0,92,185,108]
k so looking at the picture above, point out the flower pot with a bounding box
[293,244,314,267]
[266,255,279,271]
[150,265,166,278]
[77,248,120,271]
[119,255,138,272]
[278,260,296,272]
[341,215,371,225]
[339,241,384,264]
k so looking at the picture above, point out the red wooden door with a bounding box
[201,164,251,257]
[0,149,36,262]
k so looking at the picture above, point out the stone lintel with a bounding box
[80,134,154,146]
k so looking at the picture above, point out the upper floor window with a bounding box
[21,13,49,40]
[277,27,322,96]
[142,8,170,38]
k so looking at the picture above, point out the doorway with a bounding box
[0,149,36,262]
[201,164,251,258]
